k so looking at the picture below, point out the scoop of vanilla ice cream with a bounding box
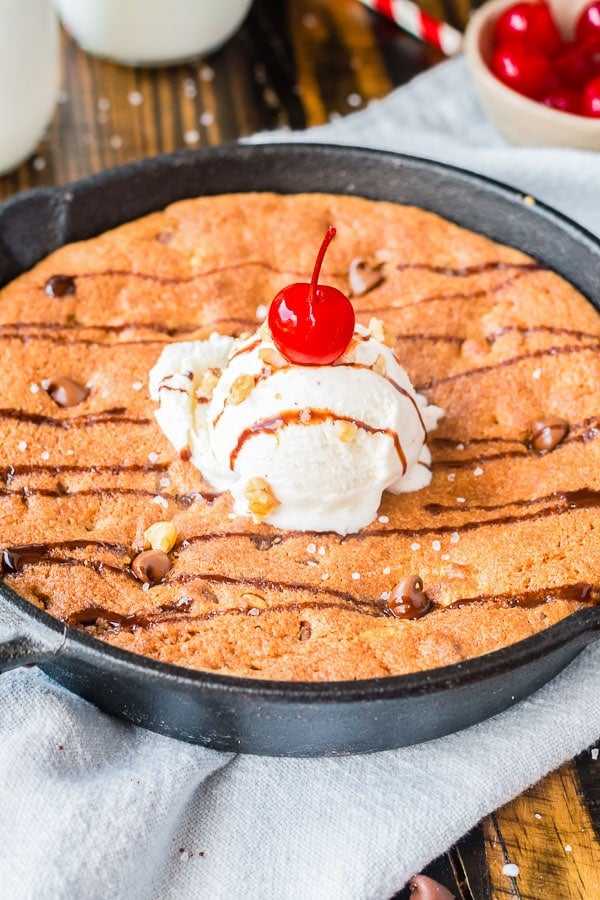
[149,322,443,534]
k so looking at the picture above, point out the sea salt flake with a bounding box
[410,542,420,551]
[564,845,573,853]
[307,543,316,554]
[148,452,159,463]
[432,540,441,552]
[255,304,268,321]
[321,573,329,580]
[473,467,484,477]
[351,572,361,580]
[29,383,40,394]
[456,443,465,451]
[128,90,143,106]
[378,515,389,524]
[199,111,214,127]
[383,566,391,575]
[152,495,168,509]
[328,111,341,122]
[132,381,143,391]
[306,560,318,568]
[41,451,50,461]
[346,92,362,108]
[447,473,456,482]
[109,134,123,150]
[184,129,200,145]
[591,748,599,760]
[32,157,46,171]
[450,532,460,544]
[18,441,27,451]
[502,863,520,877]
[532,367,542,379]
[534,812,542,820]
[318,546,326,556]
[200,65,215,82]
[142,582,150,592]
[441,553,450,560]
[183,78,198,99]
[457,497,466,504]
[159,477,170,489]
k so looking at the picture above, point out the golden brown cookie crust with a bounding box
[1,192,598,680]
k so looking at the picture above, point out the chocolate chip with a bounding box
[409,874,455,899]
[530,417,569,454]
[131,549,171,584]
[44,274,76,297]
[42,376,90,408]
[348,258,384,297]
[298,620,312,642]
[386,575,431,620]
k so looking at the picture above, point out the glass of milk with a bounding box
[0,0,59,175]
[54,0,254,66]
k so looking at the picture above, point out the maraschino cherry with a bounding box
[268,226,355,365]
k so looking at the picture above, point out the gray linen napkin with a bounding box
[1,58,599,900]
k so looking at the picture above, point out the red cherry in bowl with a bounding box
[540,86,582,114]
[576,2,600,46]
[583,73,600,116]
[490,41,551,99]
[494,2,562,55]
[268,226,355,366]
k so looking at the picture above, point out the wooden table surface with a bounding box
[1,1,599,897]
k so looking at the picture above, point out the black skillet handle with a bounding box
[0,588,67,673]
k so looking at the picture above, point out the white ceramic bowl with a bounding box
[464,0,600,149]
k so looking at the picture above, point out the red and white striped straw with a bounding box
[357,0,463,57]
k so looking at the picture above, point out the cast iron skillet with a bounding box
[0,144,599,756]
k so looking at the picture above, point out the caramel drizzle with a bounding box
[211,361,426,439]
[355,272,532,316]
[0,462,168,483]
[62,580,597,634]
[431,417,600,469]
[395,261,544,277]
[229,409,407,473]
[417,343,599,392]
[0,486,215,506]
[0,407,149,428]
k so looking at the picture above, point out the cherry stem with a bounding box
[308,226,336,303]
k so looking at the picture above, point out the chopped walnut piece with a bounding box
[258,346,285,369]
[333,419,358,442]
[197,367,220,398]
[144,521,177,553]
[368,316,395,347]
[241,592,267,609]
[230,374,256,405]
[358,626,396,640]
[244,477,279,521]
[372,353,387,376]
